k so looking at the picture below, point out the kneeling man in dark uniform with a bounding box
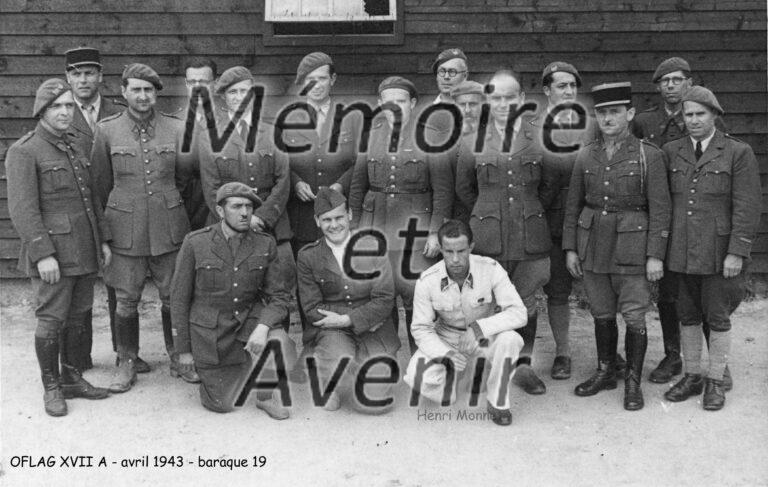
[297,188,400,413]
[171,182,297,418]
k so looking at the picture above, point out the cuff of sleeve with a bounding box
[348,309,368,334]
[28,236,56,263]
[646,240,667,261]
[728,239,752,258]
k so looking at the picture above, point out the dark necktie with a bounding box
[238,119,249,141]
[229,234,241,257]
[695,140,703,160]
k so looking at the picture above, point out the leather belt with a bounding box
[586,203,647,213]
[369,185,429,194]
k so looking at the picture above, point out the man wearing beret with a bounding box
[91,63,194,392]
[63,47,123,372]
[563,82,671,411]
[432,48,469,106]
[171,182,296,417]
[296,188,399,412]
[199,66,295,329]
[349,75,453,354]
[536,61,600,380]
[455,70,551,395]
[633,57,729,387]
[6,79,111,416]
[662,87,760,410]
[285,52,359,254]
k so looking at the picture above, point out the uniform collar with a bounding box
[35,122,71,151]
[128,109,156,139]
[440,269,474,291]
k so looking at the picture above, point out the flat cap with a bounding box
[431,48,467,74]
[215,66,254,94]
[122,63,163,91]
[378,76,418,99]
[216,182,263,208]
[652,57,691,83]
[314,187,347,217]
[682,85,724,115]
[450,80,484,98]
[33,78,72,118]
[542,61,582,87]
[592,82,632,109]
[296,52,334,85]
[65,47,102,71]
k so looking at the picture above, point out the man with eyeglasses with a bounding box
[432,48,469,105]
[633,57,730,389]
[63,47,122,372]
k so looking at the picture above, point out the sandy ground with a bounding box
[0,280,766,487]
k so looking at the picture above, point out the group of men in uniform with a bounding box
[6,46,760,424]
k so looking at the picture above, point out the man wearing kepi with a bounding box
[91,63,193,392]
[404,220,527,426]
[349,76,453,354]
[63,47,122,371]
[6,79,111,416]
[563,82,671,411]
[455,70,551,395]
[297,188,399,413]
[662,87,760,411]
[171,182,296,417]
[633,57,729,386]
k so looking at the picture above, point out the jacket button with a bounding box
[604,181,609,185]
[603,196,608,200]
[143,149,148,153]
[148,191,153,195]
[391,165,396,170]
[317,158,322,162]
[606,166,610,170]
[146,170,150,174]
[234,298,239,302]
[390,175,395,180]
[687,211,692,216]
[248,163,253,167]
[690,189,695,193]
[602,211,608,215]
[389,194,395,198]
[689,200,694,204]
[508,184,512,188]
[144,160,149,164]
[234,267,238,271]
[233,283,238,287]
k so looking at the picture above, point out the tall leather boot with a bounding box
[513,313,546,395]
[35,335,67,417]
[107,285,118,353]
[649,302,682,383]
[575,318,618,396]
[109,314,138,393]
[624,328,647,411]
[80,308,94,370]
[164,306,200,383]
[404,308,416,355]
[59,326,110,400]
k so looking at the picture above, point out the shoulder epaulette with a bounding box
[297,239,321,254]
[187,225,214,238]
[641,105,660,113]
[419,263,443,280]
[159,109,184,120]
[98,111,124,124]
[16,131,35,145]
[641,139,661,151]
[724,133,743,143]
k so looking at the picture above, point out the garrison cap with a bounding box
[295,52,334,85]
[542,61,582,87]
[591,82,632,108]
[314,187,347,217]
[681,85,724,116]
[215,66,254,94]
[216,182,262,208]
[652,57,691,83]
[65,47,102,71]
[450,80,484,98]
[432,48,467,74]
[378,76,418,99]
[122,63,163,91]
[33,79,72,118]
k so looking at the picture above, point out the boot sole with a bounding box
[574,381,617,397]
[61,389,109,400]
[45,408,68,417]
[170,369,201,384]
[108,376,137,393]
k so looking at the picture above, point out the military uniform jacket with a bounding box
[455,119,552,261]
[69,96,123,159]
[6,123,109,277]
[170,224,290,367]
[91,110,192,256]
[198,111,291,241]
[296,237,400,353]
[283,97,359,242]
[562,134,671,274]
[663,130,761,275]
[348,119,453,250]
[633,104,726,147]
[411,255,528,358]
[536,109,598,240]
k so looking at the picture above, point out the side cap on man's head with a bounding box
[314,187,346,217]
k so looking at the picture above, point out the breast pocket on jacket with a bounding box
[38,160,71,193]
[520,156,542,185]
[476,156,499,186]
[470,203,502,256]
[109,146,137,175]
[196,260,226,292]
[700,161,731,195]
[367,158,384,186]
[669,164,689,194]
[247,253,269,285]
[402,159,427,184]
[215,156,240,182]
[616,165,643,195]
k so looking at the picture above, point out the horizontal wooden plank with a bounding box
[0,258,25,278]
[0,219,17,236]
[0,238,20,259]
[1,0,762,13]
[3,31,765,56]
[0,11,764,36]
[4,51,765,77]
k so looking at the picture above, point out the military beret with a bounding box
[122,63,163,91]
[652,57,691,83]
[314,187,347,217]
[215,66,254,94]
[592,82,632,108]
[450,80,484,98]
[216,182,262,208]
[681,85,724,116]
[65,47,102,71]
[378,76,418,99]
[33,78,72,118]
[542,61,582,87]
[295,52,334,85]
[431,48,467,74]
